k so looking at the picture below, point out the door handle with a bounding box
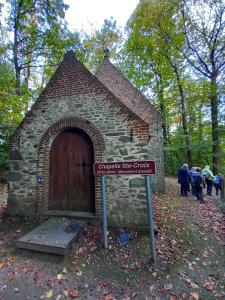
[76,160,91,171]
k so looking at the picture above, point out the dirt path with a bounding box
[0,178,225,299]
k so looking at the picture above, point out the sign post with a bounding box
[101,176,108,249]
[94,160,156,261]
[145,175,156,262]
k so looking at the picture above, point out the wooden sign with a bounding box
[93,160,156,175]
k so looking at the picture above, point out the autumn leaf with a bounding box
[71,258,78,266]
[163,284,173,291]
[7,257,16,263]
[75,267,82,276]
[190,292,199,300]
[68,288,80,298]
[40,290,53,299]
[203,282,214,291]
[0,263,6,269]
[102,293,114,300]
[56,273,66,280]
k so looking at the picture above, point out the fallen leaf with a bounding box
[75,267,82,276]
[102,294,114,300]
[190,292,199,300]
[68,288,80,298]
[0,263,6,269]
[203,282,214,291]
[63,290,69,297]
[56,273,66,280]
[7,257,16,263]
[164,284,173,291]
[40,290,53,299]
[71,259,78,266]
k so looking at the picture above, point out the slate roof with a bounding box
[95,58,161,124]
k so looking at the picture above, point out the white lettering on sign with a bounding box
[122,162,150,168]
[98,163,121,170]
[94,160,156,176]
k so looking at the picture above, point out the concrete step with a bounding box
[16,217,83,255]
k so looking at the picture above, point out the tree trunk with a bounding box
[24,66,31,112]
[197,100,204,161]
[13,16,21,96]
[210,73,219,174]
[173,65,192,166]
[157,73,168,146]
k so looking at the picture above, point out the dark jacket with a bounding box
[178,166,189,184]
[192,171,205,188]
[214,175,223,187]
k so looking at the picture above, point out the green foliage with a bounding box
[0,61,24,169]
[82,17,123,72]
[0,0,82,167]
[0,0,224,177]
[120,0,225,175]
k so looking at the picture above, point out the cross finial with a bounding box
[104,48,109,58]
[64,50,74,59]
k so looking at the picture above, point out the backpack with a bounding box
[192,173,202,186]
[202,169,209,178]
[214,175,222,186]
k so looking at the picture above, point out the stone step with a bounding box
[16,217,83,255]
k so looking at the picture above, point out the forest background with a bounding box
[0,0,224,175]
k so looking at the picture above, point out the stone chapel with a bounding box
[7,50,165,227]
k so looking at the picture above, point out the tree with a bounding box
[6,0,81,110]
[0,61,24,169]
[0,0,82,168]
[82,17,123,72]
[123,0,193,165]
[180,0,225,173]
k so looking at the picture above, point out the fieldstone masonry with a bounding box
[7,51,165,227]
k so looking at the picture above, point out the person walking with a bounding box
[213,173,223,196]
[202,165,214,196]
[189,166,197,196]
[178,164,189,197]
[192,167,205,203]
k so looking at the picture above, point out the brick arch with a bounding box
[37,117,106,215]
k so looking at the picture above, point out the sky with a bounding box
[64,0,139,33]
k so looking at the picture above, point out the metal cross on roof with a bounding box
[104,48,109,58]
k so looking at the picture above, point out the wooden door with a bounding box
[49,129,95,212]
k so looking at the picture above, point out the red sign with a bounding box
[94,161,156,176]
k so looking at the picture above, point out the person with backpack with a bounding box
[213,173,223,196]
[192,167,205,203]
[178,164,189,197]
[189,166,197,196]
[202,165,214,196]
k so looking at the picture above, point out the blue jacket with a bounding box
[214,175,223,187]
[178,166,189,184]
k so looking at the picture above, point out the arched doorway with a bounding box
[49,128,95,212]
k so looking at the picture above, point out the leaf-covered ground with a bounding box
[0,178,225,300]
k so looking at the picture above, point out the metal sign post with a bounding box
[94,160,156,259]
[101,176,108,249]
[145,175,156,263]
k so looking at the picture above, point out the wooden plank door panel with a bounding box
[49,129,95,212]
[49,133,68,210]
